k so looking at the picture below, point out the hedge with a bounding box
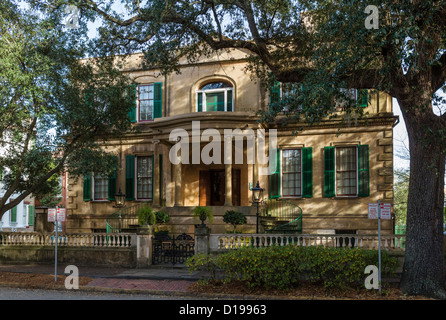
[186,245,398,290]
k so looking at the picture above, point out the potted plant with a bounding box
[154,210,170,236]
[137,206,156,234]
[223,210,247,233]
[193,206,213,226]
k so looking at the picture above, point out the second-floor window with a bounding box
[138,84,154,121]
[196,81,233,112]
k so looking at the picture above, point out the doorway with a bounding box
[199,169,241,206]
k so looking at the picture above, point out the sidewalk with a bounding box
[0,264,208,296]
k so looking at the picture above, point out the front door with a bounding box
[199,169,241,206]
[210,170,225,206]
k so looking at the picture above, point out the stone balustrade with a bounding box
[209,233,406,252]
[0,232,134,248]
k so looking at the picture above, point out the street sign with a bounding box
[368,203,379,219]
[367,200,392,293]
[48,208,66,222]
[57,208,66,222]
[379,203,391,220]
[368,203,391,220]
[48,208,56,222]
[48,207,65,282]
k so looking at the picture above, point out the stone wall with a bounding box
[0,246,136,268]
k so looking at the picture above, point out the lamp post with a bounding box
[114,188,126,232]
[250,181,264,234]
[114,188,126,208]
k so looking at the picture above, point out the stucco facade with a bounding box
[66,49,397,235]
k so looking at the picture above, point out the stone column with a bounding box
[224,163,232,206]
[224,136,232,206]
[194,225,210,255]
[174,158,182,207]
[136,226,153,267]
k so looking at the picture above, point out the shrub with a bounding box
[193,206,213,225]
[155,210,170,224]
[137,206,156,226]
[223,210,247,233]
[186,245,398,290]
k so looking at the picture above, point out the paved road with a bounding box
[0,287,196,300]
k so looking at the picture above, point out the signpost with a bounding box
[368,201,391,293]
[48,207,65,282]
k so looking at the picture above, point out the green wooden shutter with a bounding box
[159,154,163,205]
[10,205,17,223]
[125,155,135,201]
[151,154,155,200]
[302,147,313,198]
[269,148,281,199]
[108,156,118,201]
[153,82,163,119]
[358,89,368,108]
[324,146,336,197]
[127,84,137,123]
[197,92,203,112]
[269,81,281,104]
[28,205,34,226]
[358,145,370,197]
[227,90,233,111]
[83,173,92,201]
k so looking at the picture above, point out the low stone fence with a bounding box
[208,233,406,252]
[0,232,136,268]
[0,231,407,269]
[0,232,134,248]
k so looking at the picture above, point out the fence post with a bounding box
[136,226,153,268]
[194,225,210,255]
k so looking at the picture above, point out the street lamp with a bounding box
[114,188,126,208]
[250,181,264,234]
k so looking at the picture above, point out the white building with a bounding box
[0,180,35,232]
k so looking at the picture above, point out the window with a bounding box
[136,156,153,200]
[269,82,302,112]
[82,156,118,202]
[335,147,357,196]
[270,148,313,199]
[337,89,368,108]
[125,155,155,201]
[324,145,369,197]
[9,199,17,224]
[197,81,233,112]
[128,83,162,123]
[93,174,108,201]
[282,149,302,197]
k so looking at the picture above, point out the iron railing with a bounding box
[260,198,303,233]
[106,201,152,233]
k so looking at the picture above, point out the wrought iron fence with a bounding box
[152,233,195,265]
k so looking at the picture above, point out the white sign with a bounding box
[48,208,56,222]
[368,203,391,220]
[48,208,66,222]
[57,208,66,222]
[368,203,379,219]
[379,203,391,220]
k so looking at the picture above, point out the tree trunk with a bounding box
[399,99,446,299]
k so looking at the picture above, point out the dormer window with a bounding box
[196,81,233,112]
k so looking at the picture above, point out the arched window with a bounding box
[196,81,233,112]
